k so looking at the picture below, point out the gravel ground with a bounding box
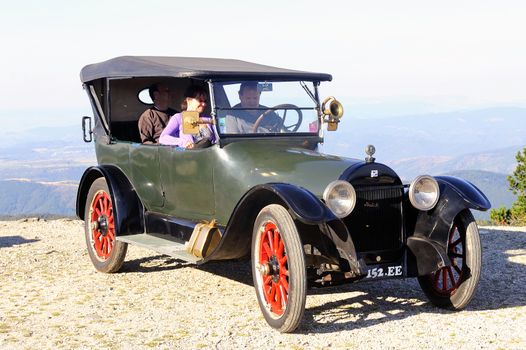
[0,219,525,349]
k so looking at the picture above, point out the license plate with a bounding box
[365,265,403,279]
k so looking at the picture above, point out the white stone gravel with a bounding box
[0,219,525,349]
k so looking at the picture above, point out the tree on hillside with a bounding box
[490,147,526,225]
[508,148,526,224]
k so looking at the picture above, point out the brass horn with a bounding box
[321,96,344,118]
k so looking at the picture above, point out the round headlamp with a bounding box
[323,180,356,218]
[409,175,440,211]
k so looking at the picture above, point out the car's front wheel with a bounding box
[251,204,307,333]
[418,210,481,309]
[84,177,128,273]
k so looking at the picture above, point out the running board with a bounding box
[117,234,200,264]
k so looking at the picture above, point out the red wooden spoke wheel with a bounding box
[89,190,116,260]
[252,204,306,333]
[258,222,289,316]
[418,210,481,309]
[429,224,464,295]
[83,178,127,273]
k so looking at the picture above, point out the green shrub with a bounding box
[490,206,512,225]
[492,147,526,226]
[510,197,526,225]
[508,148,526,225]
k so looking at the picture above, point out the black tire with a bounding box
[84,177,128,273]
[251,204,307,333]
[418,210,481,309]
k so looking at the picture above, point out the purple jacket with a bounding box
[159,113,215,147]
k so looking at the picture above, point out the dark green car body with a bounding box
[95,140,356,225]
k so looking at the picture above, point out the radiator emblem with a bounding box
[371,170,378,177]
[364,201,379,208]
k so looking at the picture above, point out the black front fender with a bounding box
[435,176,491,211]
[407,176,491,275]
[76,165,144,236]
[204,183,366,276]
[254,183,336,224]
[204,183,336,261]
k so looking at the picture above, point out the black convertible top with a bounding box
[80,56,332,83]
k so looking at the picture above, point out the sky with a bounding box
[1,0,525,135]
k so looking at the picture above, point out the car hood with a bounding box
[216,141,361,198]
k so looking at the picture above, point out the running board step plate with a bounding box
[117,234,200,263]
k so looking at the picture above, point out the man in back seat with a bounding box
[138,83,177,144]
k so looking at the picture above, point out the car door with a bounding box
[129,144,165,208]
[158,145,216,220]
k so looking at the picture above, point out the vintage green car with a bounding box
[77,56,491,332]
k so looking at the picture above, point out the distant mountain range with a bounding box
[0,125,93,217]
[0,179,77,217]
[384,146,519,180]
[0,106,524,220]
[323,106,526,160]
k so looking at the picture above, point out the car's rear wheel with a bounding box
[84,177,127,273]
[251,204,306,333]
[418,210,481,309]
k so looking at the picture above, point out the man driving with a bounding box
[225,82,281,133]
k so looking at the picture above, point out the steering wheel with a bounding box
[252,104,303,133]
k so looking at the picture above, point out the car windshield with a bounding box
[212,81,319,136]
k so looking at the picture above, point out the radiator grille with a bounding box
[356,186,402,201]
[344,185,403,252]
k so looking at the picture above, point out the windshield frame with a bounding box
[207,80,323,144]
